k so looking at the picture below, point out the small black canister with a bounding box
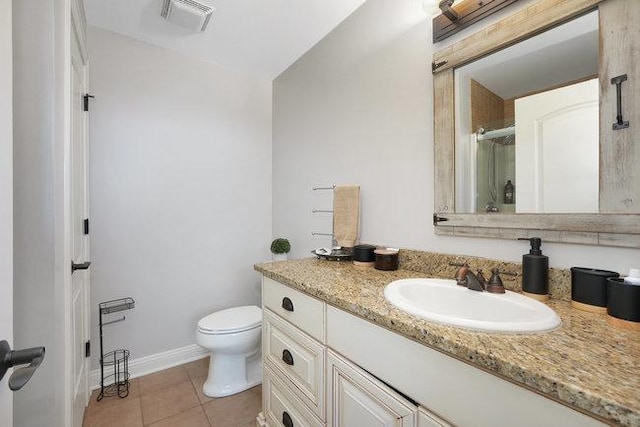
[570,267,619,313]
[353,244,376,268]
[607,277,640,330]
[374,249,399,271]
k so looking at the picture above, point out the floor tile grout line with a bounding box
[202,402,213,427]
[139,365,190,397]
[141,380,202,426]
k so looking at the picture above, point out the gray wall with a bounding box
[272,0,639,271]
[88,27,272,368]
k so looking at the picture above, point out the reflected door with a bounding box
[515,78,599,213]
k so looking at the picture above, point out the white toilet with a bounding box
[196,305,262,397]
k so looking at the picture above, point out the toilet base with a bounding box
[202,351,262,398]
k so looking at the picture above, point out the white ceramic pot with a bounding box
[272,253,288,261]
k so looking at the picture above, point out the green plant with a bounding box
[270,238,291,254]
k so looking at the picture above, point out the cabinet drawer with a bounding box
[264,309,325,419]
[263,277,325,342]
[264,365,324,427]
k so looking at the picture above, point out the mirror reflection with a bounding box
[454,11,599,214]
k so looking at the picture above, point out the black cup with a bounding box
[570,267,619,307]
[352,244,376,262]
[607,278,640,322]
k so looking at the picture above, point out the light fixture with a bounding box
[432,0,518,43]
[439,0,458,22]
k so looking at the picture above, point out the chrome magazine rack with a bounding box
[97,297,135,401]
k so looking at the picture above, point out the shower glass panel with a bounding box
[475,120,515,213]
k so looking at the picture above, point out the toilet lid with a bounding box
[197,305,262,334]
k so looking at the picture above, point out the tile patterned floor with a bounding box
[83,357,262,427]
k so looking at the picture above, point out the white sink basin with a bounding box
[384,278,560,333]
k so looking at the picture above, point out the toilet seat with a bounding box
[197,305,262,335]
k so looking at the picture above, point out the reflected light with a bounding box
[421,0,440,14]
[422,0,458,21]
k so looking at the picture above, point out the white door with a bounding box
[327,350,416,427]
[70,24,91,427]
[0,0,13,422]
[515,78,599,213]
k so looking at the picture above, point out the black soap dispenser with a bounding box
[518,237,549,301]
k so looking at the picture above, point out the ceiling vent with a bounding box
[161,0,214,32]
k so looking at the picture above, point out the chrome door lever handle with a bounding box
[0,340,46,391]
[71,261,91,272]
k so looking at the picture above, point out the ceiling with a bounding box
[84,0,368,80]
[457,11,598,100]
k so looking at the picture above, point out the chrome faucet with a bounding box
[454,265,505,294]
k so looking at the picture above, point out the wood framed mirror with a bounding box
[432,0,640,248]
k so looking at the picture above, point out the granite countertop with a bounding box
[255,257,640,427]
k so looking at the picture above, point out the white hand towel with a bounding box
[333,185,360,247]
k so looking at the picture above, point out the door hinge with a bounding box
[433,213,449,226]
[83,94,95,112]
[84,218,90,235]
[85,341,90,358]
[432,59,448,73]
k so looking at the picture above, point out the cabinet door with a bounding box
[327,350,416,427]
[418,407,452,427]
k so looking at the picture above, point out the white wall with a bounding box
[88,27,272,367]
[273,0,639,273]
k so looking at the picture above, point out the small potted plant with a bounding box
[270,238,291,261]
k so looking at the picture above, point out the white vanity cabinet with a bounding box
[260,277,604,427]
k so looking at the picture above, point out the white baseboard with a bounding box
[90,344,209,390]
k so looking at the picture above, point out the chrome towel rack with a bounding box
[312,185,335,244]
